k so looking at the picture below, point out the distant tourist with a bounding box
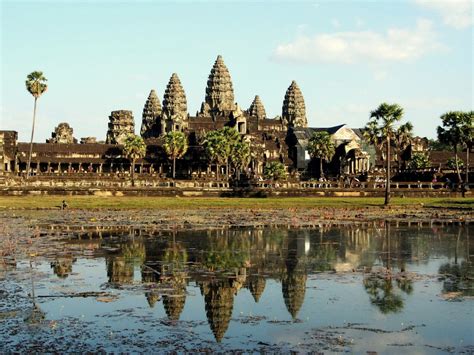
[62,200,68,210]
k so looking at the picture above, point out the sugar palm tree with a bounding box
[307,131,335,179]
[25,71,48,178]
[437,111,471,185]
[367,103,404,205]
[264,161,287,181]
[123,134,147,186]
[464,111,473,190]
[163,131,188,179]
[203,130,227,179]
[363,120,384,161]
[393,122,413,171]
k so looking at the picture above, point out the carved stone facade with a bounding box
[47,122,77,144]
[162,73,188,133]
[141,89,162,138]
[106,110,135,145]
[282,81,307,128]
[2,55,388,179]
[199,55,235,117]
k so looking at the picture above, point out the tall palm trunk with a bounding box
[319,157,324,179]
[26,97,38,179]
[173,156,176,178]
[385,136,391,205]
[454,146,462,186]
[463,146,469,198]
[131,158,136,187]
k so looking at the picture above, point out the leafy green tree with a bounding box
[437,111,471,184]
[393,122,413,170]
[408,152,430,169]
[427,138,452,151]
[264,161,287,181]
[123,134,147,186]
[230,141,251,180]
[25,71,48,178]
[163,131,188,179]
[307,131,335,179]
[221,126,241,177]
[366,103,405,205]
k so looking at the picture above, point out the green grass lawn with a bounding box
[0,196,472,210]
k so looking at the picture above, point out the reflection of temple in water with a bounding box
[140,238,189,320]
[199,277,236,342]
[282,231,308,320]
[50,256,76,278]
[107,256,135,284]
[56,224,472,342]
[247,273,266,303]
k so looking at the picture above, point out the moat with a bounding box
[1,223,472,353]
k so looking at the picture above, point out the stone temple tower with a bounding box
[140,89,162,138]
[282,81,307,128]
[106,110,135,144]
[162,73,188,132]
[247,95,266,120]
[199,55,235,117]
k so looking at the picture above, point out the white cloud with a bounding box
[273,19,443,64]
[415,0,472,29]
[331,19,341,28]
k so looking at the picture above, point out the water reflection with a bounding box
[61,223,471,342]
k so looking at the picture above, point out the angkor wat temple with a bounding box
[1,55,374,178]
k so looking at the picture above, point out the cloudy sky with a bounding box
[1,0,472,142]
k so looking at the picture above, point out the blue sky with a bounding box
[1,0,472,141]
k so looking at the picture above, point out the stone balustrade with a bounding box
[0,172,471,194]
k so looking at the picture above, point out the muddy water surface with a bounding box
[1,223,473,353]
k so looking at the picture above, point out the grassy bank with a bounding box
[0,196,472,210]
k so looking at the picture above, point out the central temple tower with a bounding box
[199,55,235,117]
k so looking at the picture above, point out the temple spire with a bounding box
[247,95,266,120]
[282,80,307,128]
[199,55,235,117]
[162,73,188,132]
[140,89,161,138]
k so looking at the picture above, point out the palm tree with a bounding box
[437,111,471,185]
[367,103,404,205]
[122,134,147,186]
[462,111,473,192]
[264,161,287,181]
[203,130,228,180]
[25,71,48,178]
[393,122,413,171]
[230,141,251,180]
[307,131,335,179]
[163,131,188,179]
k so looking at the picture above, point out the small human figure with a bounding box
[62,200,68,210]
[445,177,452,189]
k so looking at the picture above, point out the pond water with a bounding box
[1,224,473,353]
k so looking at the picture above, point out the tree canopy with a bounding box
[25,71,48,98]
